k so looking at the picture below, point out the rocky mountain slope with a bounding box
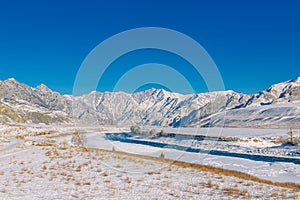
[0,77,299,127]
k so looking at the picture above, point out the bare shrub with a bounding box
[149,129,157,135]
[130,126,142,134]
[71,131,87,147]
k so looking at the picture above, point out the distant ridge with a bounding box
[0,77,299,127]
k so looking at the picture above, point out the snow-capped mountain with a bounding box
[0,78,72,124]
[0,77,299,127]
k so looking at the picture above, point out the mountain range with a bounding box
[0,77,299,128]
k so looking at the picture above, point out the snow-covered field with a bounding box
[0,124,300,199]
[87,131,300,184]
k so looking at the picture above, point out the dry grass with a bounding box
[125,177,131,184]
[114,164,122,168]
[207,180,213,188]
[83,181,91,186]
[223,187,239,196]
[76,165,82,172]
[15,135,25,140]
[102,172,109,177]
[5,136,298,199]
[147,171,154,175]
[87,147,300,192]
[96,168,102,173]
[270,192,279,198]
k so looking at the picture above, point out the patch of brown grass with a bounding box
[222,187,242,197]
[126,177,131,184]
[15,135,25,140]
[86,147,300,192]
[207,180,213,188]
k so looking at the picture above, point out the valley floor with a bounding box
[0,124,300,199]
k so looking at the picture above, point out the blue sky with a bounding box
[0,0,299,95]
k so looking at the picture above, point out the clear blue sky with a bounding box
[0,0,299,94]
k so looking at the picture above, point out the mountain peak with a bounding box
[8,77,16,81]
[6,78,18,83]
[37,83,48,89]
[36,83,52,93]
[3,78,25,87]
[291,77,300,83]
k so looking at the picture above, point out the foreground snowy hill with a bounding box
[0,77,299,127]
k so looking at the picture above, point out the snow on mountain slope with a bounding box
[197,103,300,128]
[0,79,72,124]
[0,77,299,127]
[246,77,300,107]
